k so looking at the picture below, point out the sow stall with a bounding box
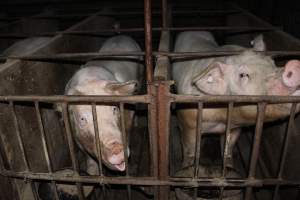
[0,0,299,200]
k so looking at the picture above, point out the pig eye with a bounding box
[112,107,118,115]
[79,115,88,127]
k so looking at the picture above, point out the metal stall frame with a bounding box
[0,0,300,200]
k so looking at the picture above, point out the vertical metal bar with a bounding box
[0,110,22,200]
[148,84,159,198]
[245,103,267,200]
[194,102,203,177]
[9,101,38,200]
[91,103,107,196]
[34,101,60,200]
[272,103,297,200]
[120,103,132,200]
[161,0,168,28]
[61,103,85,200]
[156,81,171,200]
[219,102,234,200]
[193,102,203,199]
[144,0,153,82]
[91,103,104,176]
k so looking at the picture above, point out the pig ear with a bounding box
[106,80,138,95]
[54,103,63,113]
[192,62,229,95]
[251,34,266,51]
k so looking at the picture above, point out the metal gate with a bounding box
[0,0,300,200]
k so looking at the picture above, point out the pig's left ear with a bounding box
[106,80,138,95]
[192,62,229,95]
[251,34,266,51]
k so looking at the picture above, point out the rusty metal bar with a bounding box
[171,94,300,103]
[34,101,60,200]
[156,81,172,200]
[0,94,149,103]
[144,0,153,82]
[61,103,85,200]
[272,103,297,200]
[3,169,300,187]
[245,103,267,200]
[154,31,171,80]
[120,103,132,200]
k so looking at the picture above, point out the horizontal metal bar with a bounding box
[2,170,300,187]
[171,94,300,103]
[4,50,300,63]
[0,95,150,103]
[0,26,278,39]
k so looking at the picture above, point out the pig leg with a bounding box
[220,128,240,168]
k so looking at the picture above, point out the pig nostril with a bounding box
[287,71,293,78]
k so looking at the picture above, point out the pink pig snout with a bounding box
[106,142,127,171]
[282,60,300,89]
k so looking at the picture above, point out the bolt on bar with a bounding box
[34,101,60,200]
[9,101,39,200]
[245,103,267,200]
[120,103,132,200]
[272,103,298,200]
[62,103,86,200]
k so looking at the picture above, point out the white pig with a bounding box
[64,35,143,171]
[172,31,300,168]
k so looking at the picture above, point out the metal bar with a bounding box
[245,103,267,200]
[222,102,234,176]
[9,101,39,199]
[61,103,85,200]
[171,94,300,103]
[144,0,153,82]
[34,101,60,200]
[0,26,278,38]
[0,94,149,103]
[193,102,203,200]
[156,81,172,200]
[119,103,132,200]
[272,103,297,200]
[193,102,203,178]
[219,102,234,200]
[91,103,104,176]
[154,31,171,80]
[3,170,300,187]
[6,50,300,63]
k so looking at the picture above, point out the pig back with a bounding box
[86,35,143,83]
[2,37,51,57]
[172,31,219,95]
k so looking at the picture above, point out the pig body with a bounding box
[172,31,300,167]
[65,35,142,172]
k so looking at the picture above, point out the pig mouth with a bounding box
[113,162,126,171]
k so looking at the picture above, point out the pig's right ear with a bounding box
[251,34,266,51]
[106,80,138,95]
[192,62,229,95]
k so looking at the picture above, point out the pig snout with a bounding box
[282,60,300,89]
[106,142,127,171]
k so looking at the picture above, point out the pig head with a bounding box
[65,79,137,171]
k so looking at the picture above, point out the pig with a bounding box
[61,35,143,172]
[172,31,300,168]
